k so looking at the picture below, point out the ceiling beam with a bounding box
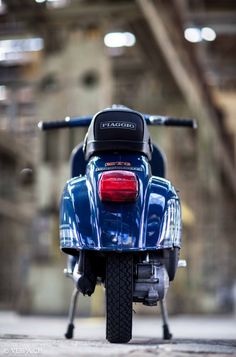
[1,2,140,27]
[136,0,211,111]
[136,0,236,195]
[185,11,236,34]
[186,11,236,26]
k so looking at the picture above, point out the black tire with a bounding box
[106,253,133,343]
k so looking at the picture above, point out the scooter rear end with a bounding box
[39,106,196,343]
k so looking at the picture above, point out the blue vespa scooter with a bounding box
[39,106,196,343]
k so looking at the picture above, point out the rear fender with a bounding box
[141,177,181,249]
[60,176,99,255]
[60,156,181,253]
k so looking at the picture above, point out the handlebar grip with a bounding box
[38,116,93,130]
[145,115,197,128]
[38,120,70,130]
[164,118,197,128]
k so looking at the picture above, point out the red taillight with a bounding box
[99,170,138,202]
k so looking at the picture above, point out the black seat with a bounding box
[83,108,152,161]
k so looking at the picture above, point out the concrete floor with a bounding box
[0,312,235,356]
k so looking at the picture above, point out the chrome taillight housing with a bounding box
[159,198,182,248]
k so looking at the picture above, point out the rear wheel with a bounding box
[106,253,133,343]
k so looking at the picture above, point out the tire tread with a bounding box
[106,253,133,343]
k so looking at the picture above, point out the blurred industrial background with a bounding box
[0,0,236,318]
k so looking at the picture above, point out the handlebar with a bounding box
[38,114,197,131]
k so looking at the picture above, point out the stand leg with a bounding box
[160,298,172,340]
[65,288,80,339]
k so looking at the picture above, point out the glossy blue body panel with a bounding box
[60,153,180,253]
